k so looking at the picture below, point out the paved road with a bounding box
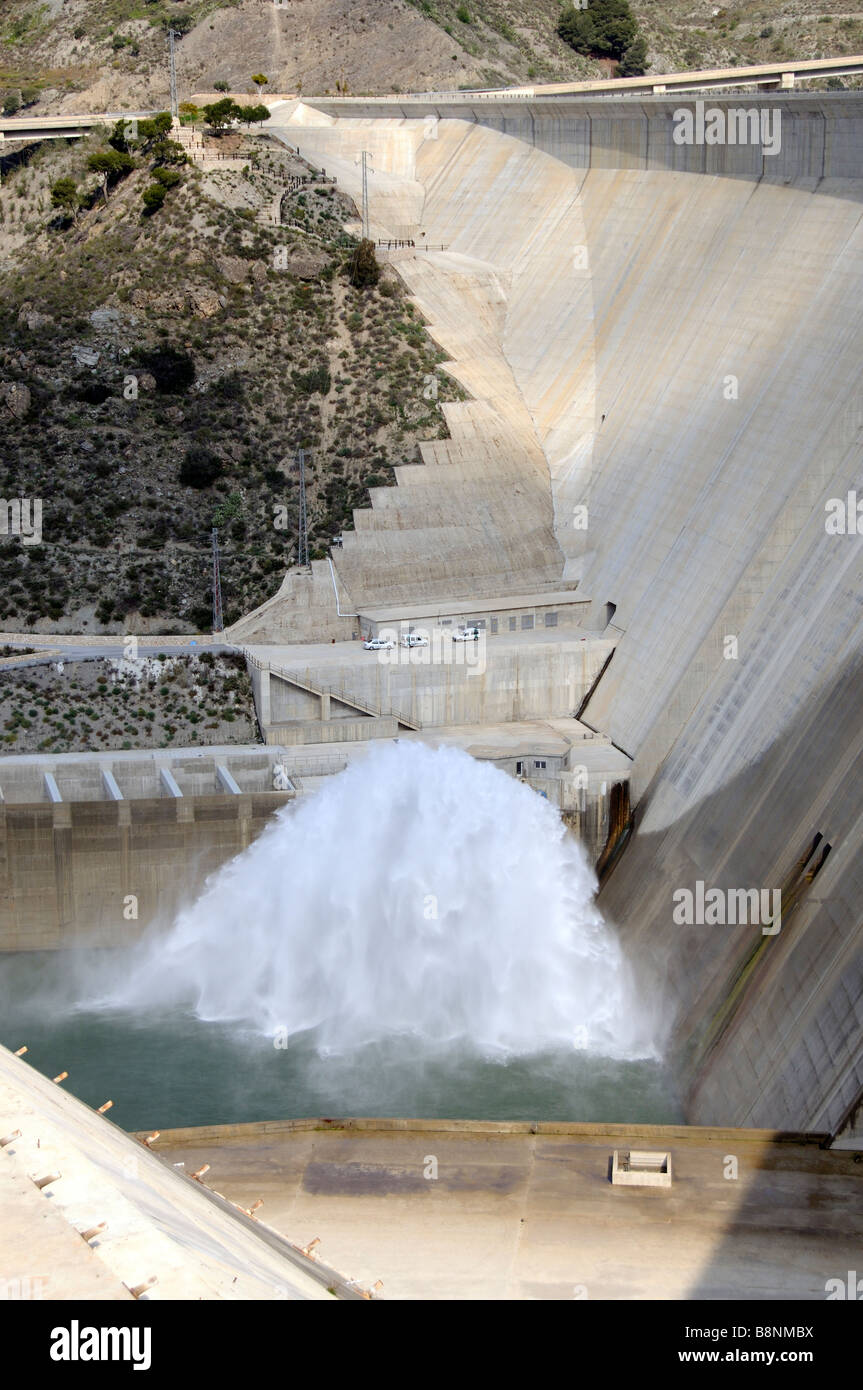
[246,625,608,675]
[0,640,239,671]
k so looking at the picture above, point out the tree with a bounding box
[202,98,241,133]
[141,183,167,214]
[617,35,648,76]
[179,101,201,122]
[137,112,173,143]
[558,0,638,61]
[213,81,230,93]
[348,238,380,289]
[2,90,22,116]
[237,103,270,127]
[251,73,269,91]
[50,177,80,221]
[153,166,182,188]
[109,117,137,153]
[150,137,187,165]
[87,150,135,198]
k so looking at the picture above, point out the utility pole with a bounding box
[211,527,224,632]
[360,150,372,240]
[297,448,310,570]
[168,29,179,120]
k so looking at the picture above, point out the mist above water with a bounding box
[93,742,655,1060]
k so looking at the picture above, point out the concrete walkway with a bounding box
[149,1118,863,1301]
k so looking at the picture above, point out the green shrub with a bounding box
[50,176,79,219]
[180,448,223,489]
[142,183,167,213]
[138,347,196,393]
[617,35,648,75]
[348,239,381,289]
[292,364,331,394]
[153,166,182,188]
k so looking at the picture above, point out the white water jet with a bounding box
[106,742,654,1058]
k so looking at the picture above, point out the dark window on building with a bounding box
[544,612,558,627]
[490,618,498,634]
[509,616,517,631]
[535,760,547,770]
[521,614,534,630]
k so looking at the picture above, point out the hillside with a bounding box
[0,122,464,634]
[2,0,862,117]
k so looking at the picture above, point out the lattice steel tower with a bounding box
[297,448,310,570]
[360,151,371,240]
[168,30,179,120]
[211,526,224,632]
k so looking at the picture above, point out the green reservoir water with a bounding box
[0,951,681,1133]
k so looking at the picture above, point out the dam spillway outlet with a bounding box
[0,744,677,1129]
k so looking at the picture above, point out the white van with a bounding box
[452,626,480,641]
[400,631,429,648]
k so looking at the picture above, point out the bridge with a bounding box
[0,110,155,144]
[322,53,863,102]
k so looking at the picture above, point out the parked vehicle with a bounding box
[400,631,429,648]
[363,636,395,650]
[452,626,480,641]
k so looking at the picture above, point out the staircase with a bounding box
[244,649,421,734]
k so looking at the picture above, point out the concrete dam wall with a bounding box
[264,97,863,1134]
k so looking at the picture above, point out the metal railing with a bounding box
[275,753,349,779]
[375,239,449,252]
[287,666,420,730]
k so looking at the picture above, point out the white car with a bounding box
[363,636,395,651]
[400,632,429,648]
[452,626,480,641]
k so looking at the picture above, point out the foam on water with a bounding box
[97,742,655,1059]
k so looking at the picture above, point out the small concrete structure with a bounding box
[358,591,590,639]
[611,1149,672,1187]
